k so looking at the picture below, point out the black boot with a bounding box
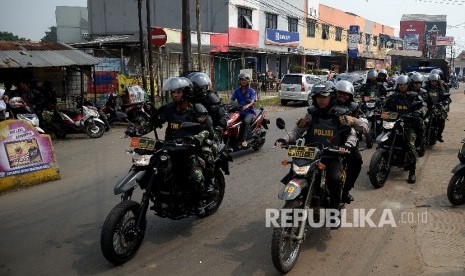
[408,169,416,184]
[341,189,354,204]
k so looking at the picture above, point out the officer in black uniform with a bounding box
[334,80,369,203]
[187,72,227,129]
[423,73,448,143]
[360,69,387,103]
[383,75,427,183]
[276,81,358,210]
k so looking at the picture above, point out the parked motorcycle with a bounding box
[103,92,151,125]
[8,97,45,133]
[221,103,269,151]
[447,138,465,205]
[51,103,106,139]
[368,109,420,188]
[100,124,232,265]
[270,118,350,273]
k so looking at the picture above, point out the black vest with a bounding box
[304,108,340,147]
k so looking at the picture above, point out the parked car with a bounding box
[279,74,321,106]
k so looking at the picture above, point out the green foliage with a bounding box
[41,26,57,42]
[386,65,400,76]
[0,31,28,41]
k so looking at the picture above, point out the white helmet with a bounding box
[335,80,355,96]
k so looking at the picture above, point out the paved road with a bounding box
[1,89,464,275]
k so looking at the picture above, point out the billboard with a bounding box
[403,34,420,51]
[425,21,447,59]
[265,29,300,47]
[436,36,454,46]
[348,25,360,58]
[399,21,425,51]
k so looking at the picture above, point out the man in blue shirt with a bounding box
[230,73,256,148]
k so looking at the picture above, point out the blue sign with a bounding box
[348,25,360,58]
[265,29,299,47]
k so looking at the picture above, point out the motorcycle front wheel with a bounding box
[85,121,105,138]
[369,149,390,188]
[197,169,226,218]
[271,200,302,274]
[447,171,465,205]
[100,200,146,265]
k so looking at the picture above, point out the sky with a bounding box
[0,0,464,53]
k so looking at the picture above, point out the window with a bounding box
[288,17,298,33]
[365,33,371,46]
[322,24,329,40]
[237,7,252,29]
[335,27,342,41]
[373,36,378,46]
[265,13,277,29]
[359,32,363,44]
[306,19,315,37]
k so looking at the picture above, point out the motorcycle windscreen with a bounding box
[278,179,308,200]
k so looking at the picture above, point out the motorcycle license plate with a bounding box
[381,112,398,120]
[130,137,156,150]
[287,145,317,160]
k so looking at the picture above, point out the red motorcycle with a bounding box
[221,103,269,151]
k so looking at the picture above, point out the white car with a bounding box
[279,74,322,106]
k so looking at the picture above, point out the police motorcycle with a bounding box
[100,113,231,265]
[368,102,424,188]
[423,92,451,149]
[8,97,45,133]
[447,138,465,205]
[271,118,351,274]
[362,97,384,149]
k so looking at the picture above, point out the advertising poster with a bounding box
[0,120,60,191]
[425,21,447,59]
[348,25,360,58]
[403,34,420,51]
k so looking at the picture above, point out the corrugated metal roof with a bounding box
[71,35,140,47]
[0,41,100,68]
[401,14,447,22]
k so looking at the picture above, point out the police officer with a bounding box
[230,73,256,148]
[187,72,227,129]
[360,69,387,103]
[423,73,448,143]
[382,75,427,183]
[334,80,369,203]
[149,76,215,215]
[276,81,358,210]
[377,69,394,89]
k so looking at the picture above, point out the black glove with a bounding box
[182,136,201,147]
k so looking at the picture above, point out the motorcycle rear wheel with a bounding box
[447,172,465,205]
[85,121,105,138]
[101,200,146,265]
[271,200,303,274]
[369,149,389,188]
[197,169,226,218]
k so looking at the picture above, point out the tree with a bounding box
[41,26,57,42]
[0,31,28,41]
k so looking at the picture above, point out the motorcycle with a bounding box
[103,92,151,125]
[7,97,45,133]
[368,107,422,188]
[447,138,465,205]
[363,98,383,149]
[270,118,350,273]
[100,123,232,265]
[221,103,269,151]
[51,101,106,139]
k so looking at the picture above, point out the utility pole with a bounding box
[137,0,147,91]
[196,0,202,71]
[182,0,192,74]
[146,0,155,103]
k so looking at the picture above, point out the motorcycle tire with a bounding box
[365,133,373,149]
[85,121,105,138]
[53,128,67,139]
[447,172,465,205]
[271,200,303,274]
[417,143,426,157]
[100,200,145,265]
[369,149,390,188]
[197,169,226,218]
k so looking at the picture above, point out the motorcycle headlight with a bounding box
[382,121,395,129]
[292,164,311,175]
[132,154,152,166]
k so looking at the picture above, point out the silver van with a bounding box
[279,74,321,106]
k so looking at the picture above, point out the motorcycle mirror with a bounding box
[276,118,286,130]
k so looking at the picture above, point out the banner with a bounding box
[265,29,299,47]
[436,36,454,46]
[403,34,420,51]
[348,25,360,58]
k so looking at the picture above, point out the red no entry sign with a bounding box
[150,27,167,47]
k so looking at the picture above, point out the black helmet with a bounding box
[188,72,212,97]
[163,76,194,100]
[311,81,335,98]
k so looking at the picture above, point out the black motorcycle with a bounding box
[100,123,231,265]
[271,118,349,273]
[368,109,421,188]
[447,138,465,205]
[363,98,383,149]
